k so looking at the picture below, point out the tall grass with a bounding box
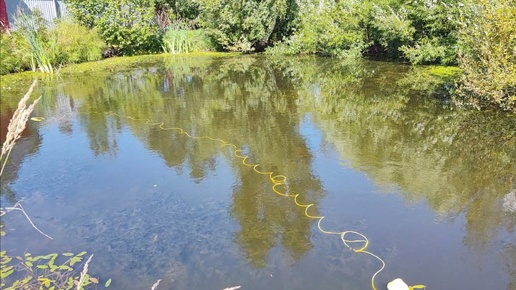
[163,29,191,54]
[14,12,56,73]
[0,13,105,75]
[162,29,215,54]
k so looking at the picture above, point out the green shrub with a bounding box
[66,0,162,55]
[55,18,105,63]
[398,0,460,65]
[268,1,365,57]
[0,33,32,75]
[198,0,297,52]
[457,0,516,111]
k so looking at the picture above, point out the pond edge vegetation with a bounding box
[1,0,515,112]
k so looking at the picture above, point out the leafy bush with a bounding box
[457,0,516,111]
[54,18,105,63]
[0,33,32,75]
[364,1,414,57]
[198,0,297,52]
[66,0,162,55]
[399,0,460,65]
[268,1,365,57]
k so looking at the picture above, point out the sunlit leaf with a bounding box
[70,257,82,266]
[25,261,33,267]
[22,276,32,283]
[62,253,75,257]
[90,277,99,284]
[76,251,87,257]
[58,265,73,271]
[36,265,49,269]
[30,117,45,122]
[105,278,112,287]
[0,268,13,279]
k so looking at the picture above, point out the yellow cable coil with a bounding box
[111,113,425,290]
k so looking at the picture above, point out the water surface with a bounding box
[1,55,515,290]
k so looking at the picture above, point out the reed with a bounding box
[163,29,191,54]
[14,12,55,73]
[0,80,41,176]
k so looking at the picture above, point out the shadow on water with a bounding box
[0,55,514,289]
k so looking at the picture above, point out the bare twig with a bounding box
[0,200,53,240]
[76,254,94,290]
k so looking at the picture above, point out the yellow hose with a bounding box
[109,112,425,290]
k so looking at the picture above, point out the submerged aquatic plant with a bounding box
[0,251,108,289]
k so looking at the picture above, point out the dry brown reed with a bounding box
[0,79,41,176]
[76,254,94,290]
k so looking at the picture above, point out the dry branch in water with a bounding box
[0,79,41,176]
[0,199,53,239]
[151,279,162,290]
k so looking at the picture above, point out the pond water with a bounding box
[1,55,515,290]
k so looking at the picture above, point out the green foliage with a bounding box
[162,28,215,53]
[154,0,200,27]
[268,0,365,57]
[364,0,414,57]
[457,0,516,111]
[65,0,162,55]
[197,0,297,52]
[0,33,32,75]
[1,14,104,75]
[54,18,105,64]
[399,0,460,64]
[0,250,107,289]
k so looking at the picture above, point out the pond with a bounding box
[1,55,515,290]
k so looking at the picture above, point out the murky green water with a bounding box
[1,55,515,290]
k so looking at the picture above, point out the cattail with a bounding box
[0,79,41,176]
